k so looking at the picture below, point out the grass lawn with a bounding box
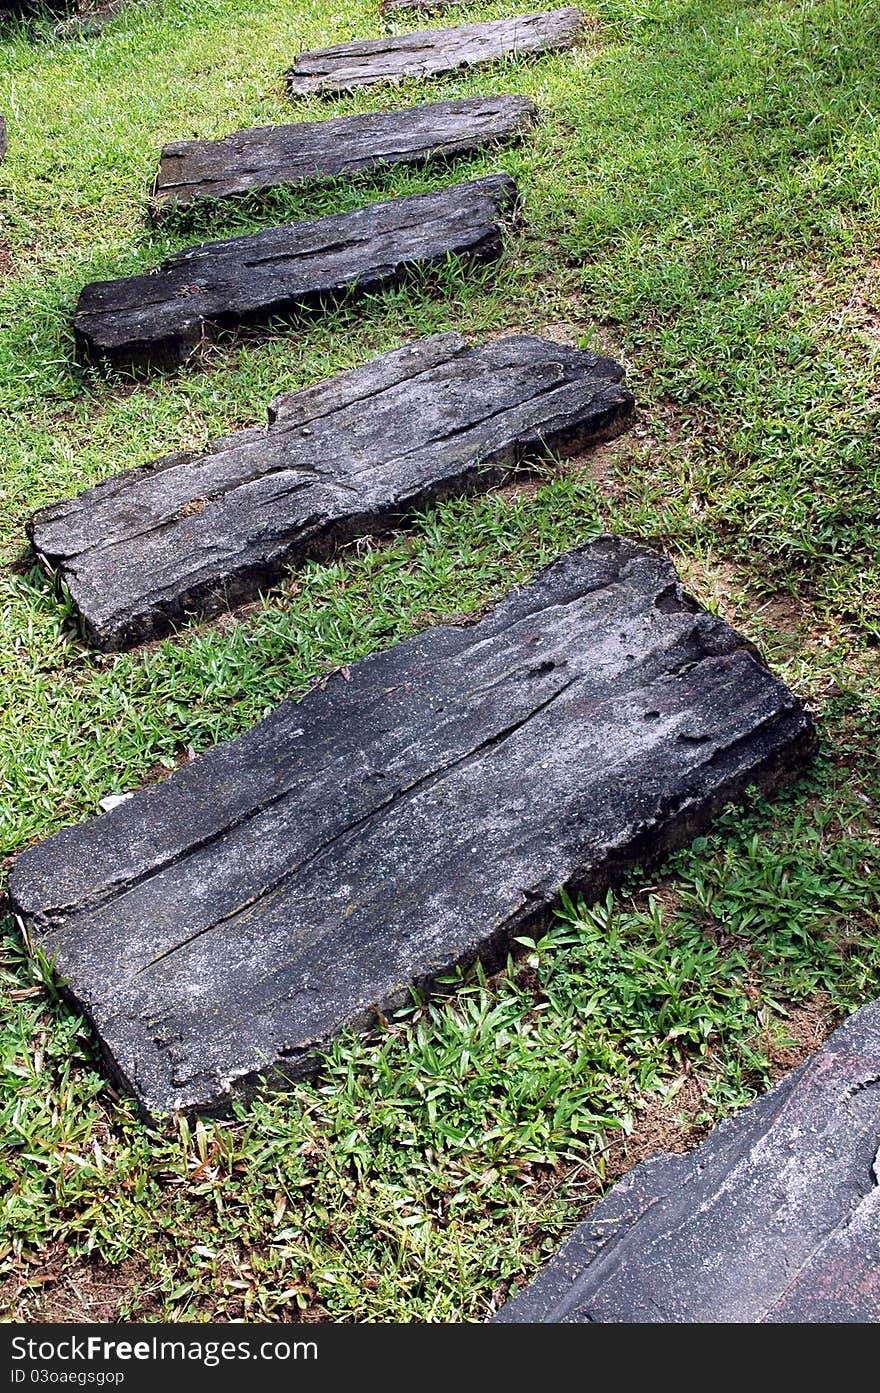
[1,0,879,1321]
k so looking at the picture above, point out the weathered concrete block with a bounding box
[30,333,633,649]
[9,537,815,1119]
[286,9,585,96]
[495,999,880,1323]
[151,96,536,214]
[73,174,517,370]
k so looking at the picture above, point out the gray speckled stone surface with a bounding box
[151,96,536,214]
[29,332,633,649]
[73,174,517,370]
[495,998,880,1323]
[9,537,815,1120]
[286,10,584,96]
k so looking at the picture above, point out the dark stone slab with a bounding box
[30,332,634,650]
[0,116,6,163]
[286,9,584,96]
[72,174,517,371]
[151,95,536,215]
[495,999,880,1323]
[9,537,815,1119]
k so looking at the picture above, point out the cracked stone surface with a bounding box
[73,174,517,371]
[495,998,880,1323]
[29,332,634,649]
[151,95,536,214]
[9,537,815,1119]
[286,9,585,96]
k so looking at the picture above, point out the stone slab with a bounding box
[495,998,880,1323]
[9,537,815,1119]
[286,9,584,96]
[151,95,536,214]
[72,173,517,370]
[30,332,633,649]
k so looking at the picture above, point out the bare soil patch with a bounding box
[2,1256,158,1323]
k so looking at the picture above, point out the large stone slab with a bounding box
[286,9,584,96]
[73,174,517,370]
[495,999,880,1323]
[30,333,633,649]
[151,96,536,215]
[9,537,815,1119]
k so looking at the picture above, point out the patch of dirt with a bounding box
[753,590,807,637]
[2,1256,158,1323]
[492,472,547,505]
[0,239,16,279]
[801,258,880,363]
[835,260,880,344]
[763,994,839,1083]
[51,0,149,39]
[603,1075,714,1174]
[629,880,682,921]
[139,745,196,786]
[571,1076,712,1189]
[671,548,819,648]
[563,432,635,491]
[531,318,627,364]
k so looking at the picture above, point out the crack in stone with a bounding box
[48,362,603,565]
[30,573,703,932]
[128,670,583,980]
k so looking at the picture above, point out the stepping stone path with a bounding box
[30,333,633,649]
[151,95,536,215]
[9,537,815,1119]
[495,997,880,1323]
[5,2,846,1326]
[286,8,584,96]
[73,174,516,369]
[7,0,838,1324]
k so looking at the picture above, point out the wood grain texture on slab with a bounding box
[286,9,585,96]
[73,173,517,370]
[151,95,536,213]
[9,537,815,1119]
[30,333,633,649]
[495,997,880,1323]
